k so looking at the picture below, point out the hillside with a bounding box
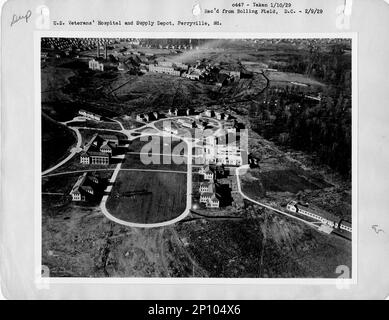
[42,113,76,171]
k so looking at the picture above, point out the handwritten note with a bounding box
[10,10,32,27]
[372,225,385,234]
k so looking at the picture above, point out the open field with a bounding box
[106,171,187,224]
[267,71,324,88]
[128,135,184,153]
[113,116,144,130]
[123,136,188,171]
[41,65,76,103]
[121,153,187,172]
[42,209,200,277]
[176,213,351,278]
[241,168,331,195]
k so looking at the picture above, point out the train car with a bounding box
[287,201,339,229]
[286,201,352,234]
[339,219,352,233]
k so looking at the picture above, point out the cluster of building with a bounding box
[78,109,102,121]
[185,67,202,80]
[198,165,222,208]
[80,133,119,165]
[136,111,161,122]
[69,172,100,201]
[202,130,244,166]
[202,109,231,121]
[87,44,120,71]
[161,118,206,134]
[161,108,246,166]
[183,64,241,86]
[145,60,240,87]
[148,60,188,76]
[166,108,193,117]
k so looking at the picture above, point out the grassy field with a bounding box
[106,170,187,223]
[128,135,184,153]
[114,117,144,130]
[42,113,77,171]
[79,129,128,144]
[124,136,188,171]
[41,65,76,103]
[121,154,187,172]
[241,168,331,195]
[267,71,324,88]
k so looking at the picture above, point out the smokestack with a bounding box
[97,43,100,58]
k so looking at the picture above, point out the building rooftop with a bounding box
[87,151,110,157]
[201,192,215,198]
[200,182,214,193]
[83,133,99,152]
[100,134,119,142]
[70,173,88,195]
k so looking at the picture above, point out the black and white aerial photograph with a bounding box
[41,37,353,278]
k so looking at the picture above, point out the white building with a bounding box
[203,110,212,117]
[79,109,102,121]
[158,61,173,67]
[167,108,178,117]
[199,192,220,208]
[175,62,189,70]
[199,182,214,193]
[206,195,220,208]
[80,133,118,165]
[89,59,104,71]
[177,118,193,128]
[99,141,115,154]
[149,64,180,76]
[69,172,99,201]
[185,69,201,80]
[203,133,243,166]
[198,165,214,180]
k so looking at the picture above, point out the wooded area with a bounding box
[250,44,352,178]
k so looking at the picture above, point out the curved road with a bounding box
[42,115,216,228]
